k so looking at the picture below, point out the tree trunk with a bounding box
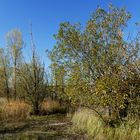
[14,59,17,100]
[33,101,40,115]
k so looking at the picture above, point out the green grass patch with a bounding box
[71,108,140,140]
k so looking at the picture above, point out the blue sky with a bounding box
[0,0,140,67]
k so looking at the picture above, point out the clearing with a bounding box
[0,114,84,140]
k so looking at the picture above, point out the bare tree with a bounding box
[17,26,49,115]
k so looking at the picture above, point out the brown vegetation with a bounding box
[0,98,30,122]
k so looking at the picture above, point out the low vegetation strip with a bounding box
[0,123,29,134]
[71,108,140,140]
[0,114,84,140]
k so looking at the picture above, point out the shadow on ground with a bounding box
[0,115,84,140]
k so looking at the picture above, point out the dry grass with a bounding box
[71,108,140,140]
[0,98,31,122]
[0,98,66,122]
[41,99,60,111]
[40,99,66,115]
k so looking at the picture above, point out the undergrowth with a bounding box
[71,108,140,140]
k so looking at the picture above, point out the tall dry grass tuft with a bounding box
[0,98,31,122]
[40,99,66,115]
[71,108,140,140]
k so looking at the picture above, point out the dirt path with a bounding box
[0,115,84,140]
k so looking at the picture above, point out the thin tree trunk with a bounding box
[14,59,17,100]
